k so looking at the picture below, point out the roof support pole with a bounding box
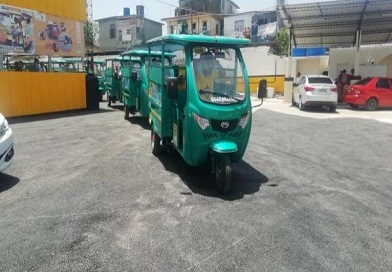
[354,30,362,76]
[48,56,52,72]
[0,53,3,71]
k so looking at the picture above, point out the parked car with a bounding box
[343,77,392,111]
[292,75,338,112]
[0,113,14,172]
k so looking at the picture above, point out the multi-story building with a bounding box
[163,0,239,36]
[224,11,279,44]
[96,6,162,52]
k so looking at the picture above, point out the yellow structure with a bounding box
[0,0,87,118]
[0,73,86,117]
[238,75,285,95]
[1,0,86,21]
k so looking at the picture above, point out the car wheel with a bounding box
[365,98,378,111]
[291,93,296,106]
[299,96,305,111]
[329,105,336,112]
[349,104,359,109]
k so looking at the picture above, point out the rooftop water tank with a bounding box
[123,7,130,16]
[136,5,144,17]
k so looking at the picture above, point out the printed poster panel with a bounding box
[0,4,84,56]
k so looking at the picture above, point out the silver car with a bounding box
[292,75,338,112]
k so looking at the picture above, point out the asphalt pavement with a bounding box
[1,100,392,271]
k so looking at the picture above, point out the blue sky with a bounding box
[93,0,330,22]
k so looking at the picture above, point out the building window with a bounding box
[118,30,122,41]
[170,25,174,34]
[192,22,196,33]
[234,20,244,32]
[216,24,219,35]
[126,29,131,35]
[110,24,116,39]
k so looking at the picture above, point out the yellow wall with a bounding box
[0,72,86,117]
[249,75,285,94]
[2,0,87,21]
[238,75,285,94]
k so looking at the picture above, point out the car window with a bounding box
[376,79,390,89]
[308,77,333,84]
[355,77,372,85]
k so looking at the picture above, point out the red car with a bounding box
[344,77,392,110]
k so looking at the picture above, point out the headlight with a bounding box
[193,113,210,130]
[238,112,250,129]
[0,119,10,137]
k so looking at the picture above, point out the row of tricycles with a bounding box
[100,34,260,194]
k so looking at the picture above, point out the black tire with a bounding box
[215,154,232,194]
[349,104,359,109]
[124,105,129,120]
[151,125,161,156]
[291,93,296,106]
[329,105,336,112]
[365,98,378,111]
[299,96,305,111]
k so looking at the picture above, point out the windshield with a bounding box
[308,77,333,84]
[193,48,246,105]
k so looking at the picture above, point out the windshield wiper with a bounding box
[199,89,243,102]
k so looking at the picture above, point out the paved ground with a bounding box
[1,100,392,271]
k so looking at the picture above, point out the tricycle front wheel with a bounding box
[214,154,232,194]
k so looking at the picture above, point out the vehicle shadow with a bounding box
[126,116,150,130]
[157,151,268,200]
[0,173,20,193]
[7,108,113,125]
[293,105,341,114]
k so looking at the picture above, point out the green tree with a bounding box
[84,22,94,52]
[274,27,289,56]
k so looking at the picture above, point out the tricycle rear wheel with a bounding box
[124,105,129,120]
[215,154,232,194]
[151,126,161,156]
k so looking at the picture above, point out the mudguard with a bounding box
[210,140,238,154]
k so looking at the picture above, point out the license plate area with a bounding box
[318,89,327,94]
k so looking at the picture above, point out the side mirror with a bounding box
[166,77,178,99]
[258,79,267,99]
[131,72,137,82]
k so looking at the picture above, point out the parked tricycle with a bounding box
[105,56,129,107]
[120,49,176,119]
[147,35,252,193]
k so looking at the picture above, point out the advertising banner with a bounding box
[0,4,85,56]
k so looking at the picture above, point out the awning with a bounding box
[277,0,392,48]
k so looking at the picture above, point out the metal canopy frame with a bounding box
[278,0,392,48]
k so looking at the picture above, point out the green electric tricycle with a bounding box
[104,56,129,107]
[147,34,252,193]
[120,50,176,120]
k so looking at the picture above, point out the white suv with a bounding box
[0,113,14,172]
[292,75,338,112]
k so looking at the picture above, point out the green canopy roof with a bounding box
[147,34,250,52]
[120,49,176,58]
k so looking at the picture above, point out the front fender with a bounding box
[210,140,238,154]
